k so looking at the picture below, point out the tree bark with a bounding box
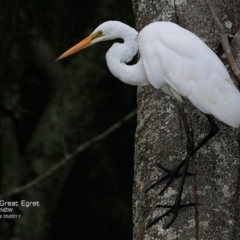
[132,1,240,239]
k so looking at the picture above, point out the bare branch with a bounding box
[232,0,239,31]
[206,1,240,82]
[0,110,137,199]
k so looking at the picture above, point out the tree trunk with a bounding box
[132,1,240,239]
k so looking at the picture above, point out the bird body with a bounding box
[138,22,240,127]
[57,21,240,127]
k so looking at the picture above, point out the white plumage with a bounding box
[57,21,240,128]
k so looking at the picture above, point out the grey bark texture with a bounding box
[132,1,240,239]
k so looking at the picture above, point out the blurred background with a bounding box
[0,0,136,239]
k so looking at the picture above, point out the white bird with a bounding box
[57,21,240,228]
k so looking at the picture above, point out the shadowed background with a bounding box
[0,0,136,239]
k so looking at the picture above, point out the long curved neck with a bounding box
[105,25,149,86]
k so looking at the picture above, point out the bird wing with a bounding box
[139,22,240,127]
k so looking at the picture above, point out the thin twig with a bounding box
[232,0,239,31]
[0,110,137,199]
[206,1,240,82]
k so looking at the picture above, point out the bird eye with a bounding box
[98,30,103,35]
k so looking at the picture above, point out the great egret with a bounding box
[57,21,240,228]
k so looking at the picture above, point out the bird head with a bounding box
[56,31,105,61]
[56,21,138,61]
[56,21,123,61]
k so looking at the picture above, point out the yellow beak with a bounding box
[56,32,98,61]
